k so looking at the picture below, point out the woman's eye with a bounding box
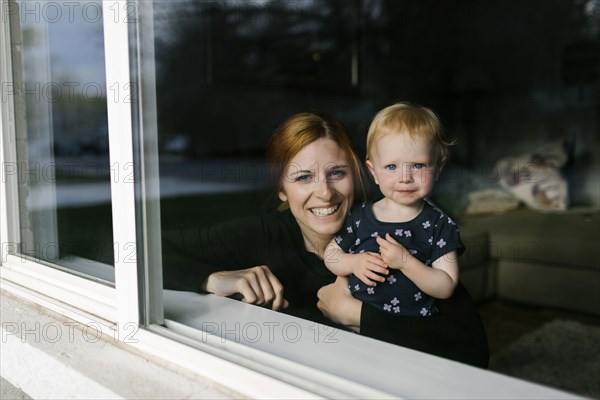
[385,164,397,171]
[294,174,313,182]
[412,163,425,170]
[327,169,347,180]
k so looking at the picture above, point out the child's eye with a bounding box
[385,164,397,171]
[412,163,426,171]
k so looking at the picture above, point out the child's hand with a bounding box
[351,252,389,286]
[376,234,411,270]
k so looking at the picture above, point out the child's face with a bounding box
[366,132,441,208]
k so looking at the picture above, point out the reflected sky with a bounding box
[20,0,106,87]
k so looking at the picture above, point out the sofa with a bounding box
[457,207,600,316]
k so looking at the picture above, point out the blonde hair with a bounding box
[366,102,455,165]
[266,112,367,210]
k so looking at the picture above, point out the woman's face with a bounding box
[279,138,355,251]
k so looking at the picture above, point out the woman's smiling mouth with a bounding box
[310,204,340,216]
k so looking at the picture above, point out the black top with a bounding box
[162,209,489,368]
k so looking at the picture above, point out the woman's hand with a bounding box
[203,266,289,310]
[317,277,362,332]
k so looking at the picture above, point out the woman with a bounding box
[162,112,489,368]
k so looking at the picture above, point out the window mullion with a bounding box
[0,3,22,258]
[133,0,165,326]
[102,0,141,329]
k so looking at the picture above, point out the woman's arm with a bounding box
[317,277,361,332]
[317,279,489,368]
[162,214,288,309]
[162,228,221,293]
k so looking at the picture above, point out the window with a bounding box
[4,0,113,283]
[1,1,596,398]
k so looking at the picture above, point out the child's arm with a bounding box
[376,234,458,298]
[324,239,389,286]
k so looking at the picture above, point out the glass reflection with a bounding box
[11,1,113,281]
[149,0,599,396]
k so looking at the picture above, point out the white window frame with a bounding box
[0,0,117,328]
[0,1,582,398]
[0,1,321,397]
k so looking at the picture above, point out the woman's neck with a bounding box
[300,232,332,259]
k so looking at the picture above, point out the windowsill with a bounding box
[0,257,582,400]
[0,254,582,399]
[0,289,236,399]
[0,270,582,399]
[47,255,115,285]
[163,290,580,399]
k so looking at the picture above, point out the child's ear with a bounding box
[365,159,379,185]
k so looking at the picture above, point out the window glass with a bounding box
[141,0,598,394]
[153,0,363,231]
[9,0,113,282]
[152,0,599,232]
[150,1,599,300]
